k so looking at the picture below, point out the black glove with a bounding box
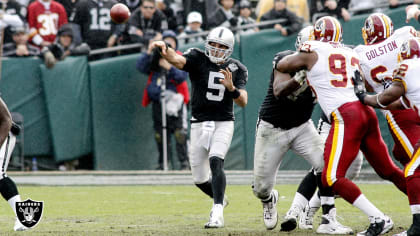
[352,70,367,104]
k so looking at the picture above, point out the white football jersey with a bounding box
[394,58,420,116]
[301,40,360,119]
[354,26,417,93]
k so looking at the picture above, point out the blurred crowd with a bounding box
[0,0,419,64]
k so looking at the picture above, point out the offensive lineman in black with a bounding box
[150,26,248,228]
[252,26,353,234]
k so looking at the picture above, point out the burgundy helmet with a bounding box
[362,13,394,45]
[313,16,343,43]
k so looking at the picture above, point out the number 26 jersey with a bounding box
[183,48,248,122]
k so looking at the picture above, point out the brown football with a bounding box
[110,3,130,24]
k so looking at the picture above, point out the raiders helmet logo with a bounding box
[16,199,44,228]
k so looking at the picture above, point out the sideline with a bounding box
[7,170,386,186]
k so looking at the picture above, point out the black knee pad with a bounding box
[0,177,18,201]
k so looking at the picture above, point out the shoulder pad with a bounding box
[397,26,418,37]
[299,41,323,53]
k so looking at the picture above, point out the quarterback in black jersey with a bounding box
[151,26,248,229]
[252,26,352,234]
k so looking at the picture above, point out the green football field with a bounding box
[0,184,409,235]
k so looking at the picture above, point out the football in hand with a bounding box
[110,3,130,24]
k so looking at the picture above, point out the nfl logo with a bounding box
[16,199,44,228]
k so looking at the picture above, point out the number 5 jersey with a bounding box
[182,48,248,122]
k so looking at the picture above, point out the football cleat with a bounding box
[280,205,300,231]
[14,218,29,231]
[394,222,420,236]
[316,208,353,234]
[357,215,393,236]
[299,204,318,230]
[262,189,279,230]
[204,204,224,228]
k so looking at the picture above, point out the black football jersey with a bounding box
[258,50,316,130]
[183,48,248,122]
[73,0,119,50]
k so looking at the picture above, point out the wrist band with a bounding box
[230,88,241,99]
[376,94,387,108]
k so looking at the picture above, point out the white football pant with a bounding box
[253,119,324,199]
[189,121,234,184]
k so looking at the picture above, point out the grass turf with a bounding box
[0,184,409,235]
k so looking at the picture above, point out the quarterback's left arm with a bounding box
[219,68,248,107]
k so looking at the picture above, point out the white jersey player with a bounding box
[354,13,420,168]
[277,16,407,236]
[354,37,420,236]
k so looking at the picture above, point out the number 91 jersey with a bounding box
[354,26,417,93]
[183,48,248,122]
[300,41,360,119]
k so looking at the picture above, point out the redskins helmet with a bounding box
[205,26,234,64]
[398,38,420,62]
[313,16,343,43]
[295,26,314,50]
[362,13,394,45]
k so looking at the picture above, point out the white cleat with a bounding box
[280,205,300,231]
[14,219,29,231]
[204,204,224,228]
[316,208,353,235]
[357,215,393,236]
[299,204,318,230]
[262,189,279,230]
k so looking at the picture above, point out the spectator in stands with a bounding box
[27,0,68,48]
[119,0,141,13]
[178,11,205,46]
[73,0,122,59]
[207,0,238,29]
[128,0,167,48]
[390,0,420,8]
[136,30,190,170]
[41,23,90,68]
[56,0,79,21]
[286,0,310,22]
[156,0,178,33]
[3,25,40,57]
[309,0,351,22]
[260,0,302,36]
[406,4,420,23]
[348,0,375,15]
[237,0,259,34]
[0,0,26,44]
[183,0,210,30]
